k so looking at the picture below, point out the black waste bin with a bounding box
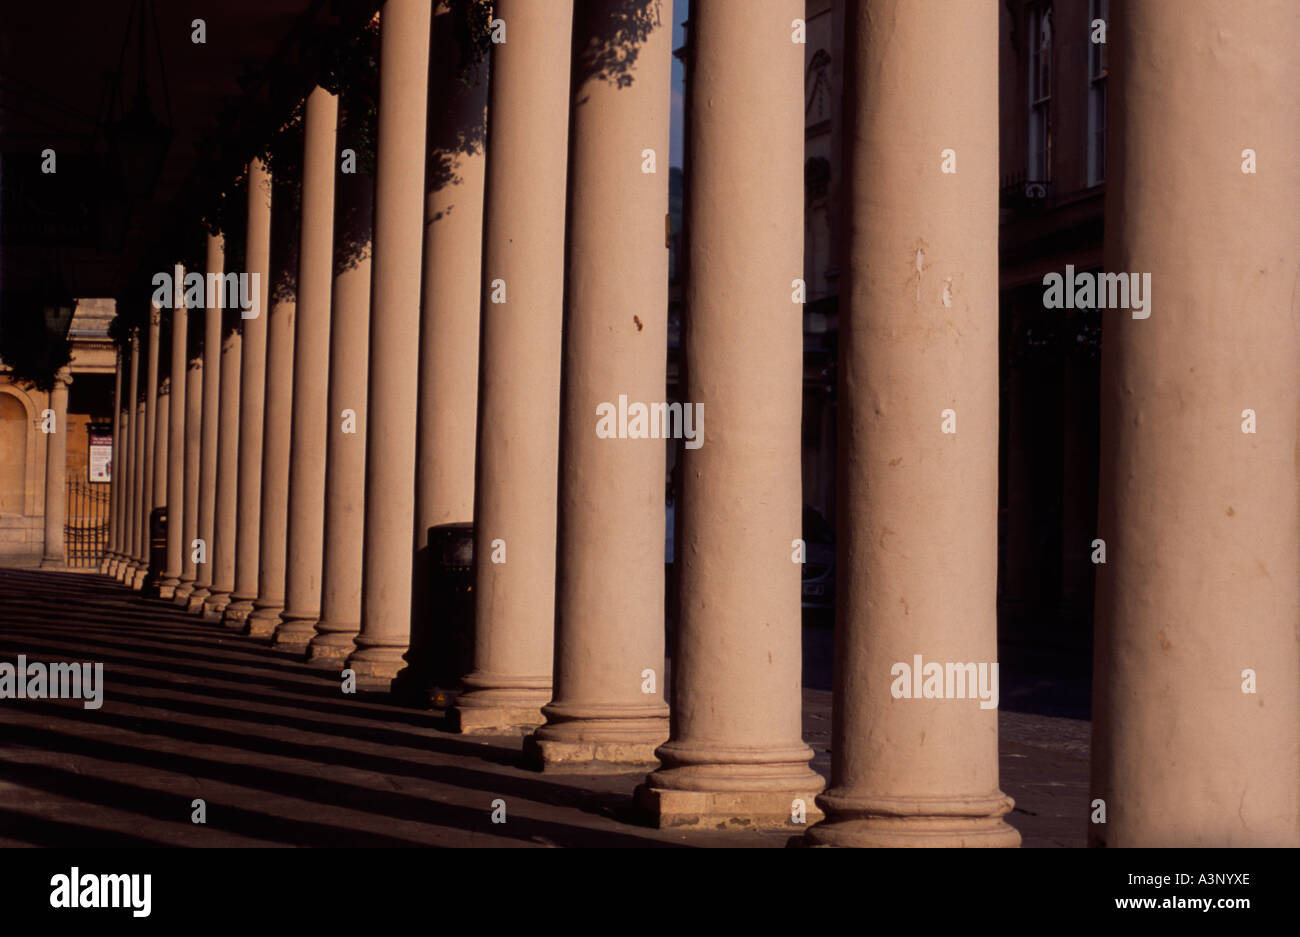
[392,522,475,708]
[146,506,167,596]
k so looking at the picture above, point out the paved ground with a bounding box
[0,568,1088,847]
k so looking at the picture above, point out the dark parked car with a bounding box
[801,505,835,610]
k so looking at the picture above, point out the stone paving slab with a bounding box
[0,568,1087,847]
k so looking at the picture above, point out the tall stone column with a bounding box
[38,370,71,570]
[173,355,202,603]
[804,0,1016,848]
[523,0,670,771]
[274,86,339,649]
[635,0,823,828]
[103,348,123,575]
[125,346,146,585]
[393,1,487,700]
[451,0,572,733]
[247,180,299,637]
[118,332,140,583]
[160,272,188,599]
[146,375,170,593]
[307,169,373,667]
[224,158,272,628]
[1090,0,1300,847]
[189,232,225,611]
[203,327,242,620]
[344,0,433,684]
[134,305,162,591]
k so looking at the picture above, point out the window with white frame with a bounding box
[1028,3,1052,183]
[1086,0,1108,185]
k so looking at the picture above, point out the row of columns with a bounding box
[96,0,1298,846]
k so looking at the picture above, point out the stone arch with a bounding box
[0,382,41,516]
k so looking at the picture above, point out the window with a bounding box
[1086,0,1108,185]
[1028,3,1052,182]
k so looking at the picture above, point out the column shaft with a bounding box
[203,328,242,620]
[275,86,339,648]
[160,271,188,598]
[308,170,373,666]
[1090,0,1300,846]
[103,348,123,574]
[394,0,488,701]
[345,0,433,683]
[39,372,70,569]
[189,232,225,611]
[247,178,299,636]
[173,355,202,603]
[635,0,823,829]
[451,0,572,733]
[805,0,1016,848]
[129,397,146,583]
[224,158,273,627]
[134,306,162,590]
[119,333,140,582]
[524,0,671,770]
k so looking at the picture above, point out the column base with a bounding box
[635,785,825,831]
[245,602,284,637]
[130,566,148,590]
[524,703,669,773]
[202,590,232,621]
[221,597,254,629]
[172,580,196,605]
[272,611,319,651]
[186,587,211,613]
[157,577,180,600]
[524,737,663,774]
[638,743,827,830]
[38,556,66,571]
[343,644,407,684]
[305,627,357,669]
[449,673,550,735]
[102,555,116,576]
[113,561,129,582]
[802,791,1021,848]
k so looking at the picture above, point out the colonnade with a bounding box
[92,0,1298,846]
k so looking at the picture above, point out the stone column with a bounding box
[103,348,123,575]
[188,232,225,611]
[134,305,162,591]
[118,332,140,583]
[173,355,202,604]
[125,349,146,585]
[38,370,71,570]
[1090,0,1300,847]
[451,0,572,734]
[203,327,242,620]
[274,86,339,650]
[343,0,433,684]
[160,271,188,599]
[523,0,670,771]
[393,1,488,700]
[224,158,272,628]
[307,169,373,667]
[803,0,1016,848]
[146,375,170,592]
[634,0,823,828]
[247,180,299,637]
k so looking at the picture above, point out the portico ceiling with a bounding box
[0,0,368,305]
